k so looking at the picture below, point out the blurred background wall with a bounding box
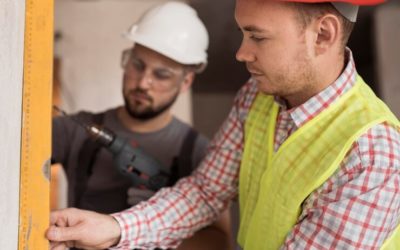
[54,0,400,137]
[52,0,399,249]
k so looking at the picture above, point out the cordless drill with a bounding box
[54,106,169,191]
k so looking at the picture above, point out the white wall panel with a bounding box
[0,0,25,248]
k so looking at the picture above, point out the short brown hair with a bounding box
[288,2,355,50]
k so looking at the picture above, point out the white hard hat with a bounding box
[123,1,209,72]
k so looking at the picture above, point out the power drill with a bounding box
[53,106,169,191]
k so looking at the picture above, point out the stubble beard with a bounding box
[278,47,316,100]
[123,88,179,121]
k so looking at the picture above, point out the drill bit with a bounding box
[52,105,114,145]
[52,105,67,116]
[53,105,90,130]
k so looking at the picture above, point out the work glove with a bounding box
[127,187,155,206]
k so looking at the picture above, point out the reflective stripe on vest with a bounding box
[238,76,400,250]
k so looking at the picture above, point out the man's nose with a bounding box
[236,41,256,63]
[137,71,153,89]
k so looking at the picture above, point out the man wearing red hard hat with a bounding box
[47,1,400,249]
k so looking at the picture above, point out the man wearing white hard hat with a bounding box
[51,1,232,249]
[48,0,400,249]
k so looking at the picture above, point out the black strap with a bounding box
[74,112,105,208]
[168,128,198,186]
[178,128,198,178]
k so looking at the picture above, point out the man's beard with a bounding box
[123,88,179,120]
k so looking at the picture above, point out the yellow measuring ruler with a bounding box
[19,0,53,249]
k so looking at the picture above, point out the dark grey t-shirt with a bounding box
[52,107,209,213]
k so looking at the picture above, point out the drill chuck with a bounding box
[85,124,115,146]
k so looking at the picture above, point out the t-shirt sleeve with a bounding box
[52,111,91,168]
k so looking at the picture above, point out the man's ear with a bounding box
[179,72,195,93]
[313,14,341,55]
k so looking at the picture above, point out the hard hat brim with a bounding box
[123,31,207,73]
[331,2,359,22]
[280,0,384,22]
[128,32,207,66]
[281,0,384,5]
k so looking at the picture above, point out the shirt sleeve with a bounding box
[111,80,257,249]
[52,111,92,168]
[51,115,74,165]
[282,123,400,249]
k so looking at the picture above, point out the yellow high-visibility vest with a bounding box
[238,76,400,250]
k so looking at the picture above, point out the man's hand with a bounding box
[46,208,121,250]
[127,187,155,206]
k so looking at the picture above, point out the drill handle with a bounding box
[127,170,169,191]
[110,136,169,191]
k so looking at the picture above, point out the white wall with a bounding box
[0,0,25,248]
[55,0,192,124]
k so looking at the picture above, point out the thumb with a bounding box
[46,225,80,242]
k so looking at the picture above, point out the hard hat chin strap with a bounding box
[331,2,359,22]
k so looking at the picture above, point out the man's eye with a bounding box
[131,58,145,71]
[250,36,265,42]
[154,70,173,80]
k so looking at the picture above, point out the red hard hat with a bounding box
[284,0,384,5]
